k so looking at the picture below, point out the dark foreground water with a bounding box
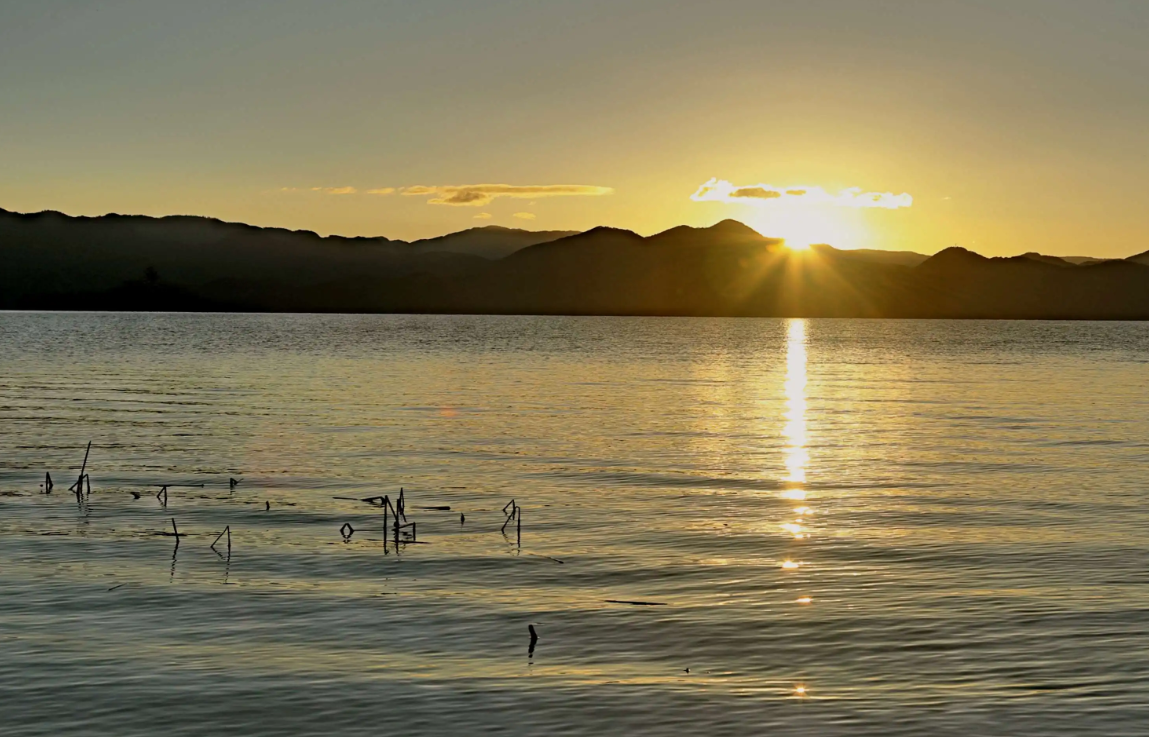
[1,313,1148,736]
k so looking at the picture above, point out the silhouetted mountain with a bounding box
[4,206,1149,318]
[1062,256,1111,265]
[1128,249,1149,266]
[906,247,1149,318]
[1019,252,1076,267]
[0,208,573,307]
[410,225,579,259]
[813,244,930,268]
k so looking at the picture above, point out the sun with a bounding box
[747,205,865,250]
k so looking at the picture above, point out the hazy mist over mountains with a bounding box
[3,207,1149,319]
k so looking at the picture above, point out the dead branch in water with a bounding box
[76,441,91,492]
[158,518,182,551]
[210,526,232,557]
[501,499,522,546]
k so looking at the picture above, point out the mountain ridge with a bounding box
[3,206,1148,318]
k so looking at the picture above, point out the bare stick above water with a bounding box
[163,518,181,551]
[501,499,518,533]
[210,526,231,557]
[77,441,91,489]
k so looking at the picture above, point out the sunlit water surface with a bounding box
[2,313,1148,736]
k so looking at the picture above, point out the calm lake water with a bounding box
[2,313,1148,736]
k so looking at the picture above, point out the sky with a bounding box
[1,0,1147,256]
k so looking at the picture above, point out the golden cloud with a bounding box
[473,212,493,220]
[366,187,395,195]
[402,183,613,207]
[310,186,358,195]
[691,178,912,209]
[513,212,536,220]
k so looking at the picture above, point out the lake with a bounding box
[2,313,1148,736]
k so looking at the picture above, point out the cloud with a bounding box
[402,183,613,207]
[513,212,536,220]
[366,187,395,196]
[731,186,781,199]
[691,178,912,209]
[310,186,358,195]
[473,212,493,220]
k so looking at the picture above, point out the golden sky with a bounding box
[1,1,1147,256]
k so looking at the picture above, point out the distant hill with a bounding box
[813,244,929,268]
[410,225,579,259]
[1128,249,1149,266]
[1019,252,1076,267]
[3,207,1149,318]
[1062,256,1112,266]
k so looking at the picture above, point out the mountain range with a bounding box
[3,206,1148,319]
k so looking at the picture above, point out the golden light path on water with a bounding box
[781,319,812,698]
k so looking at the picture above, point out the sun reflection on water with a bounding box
[781,319,814,692]
[782,318,809,507]
[783,320,809,484]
